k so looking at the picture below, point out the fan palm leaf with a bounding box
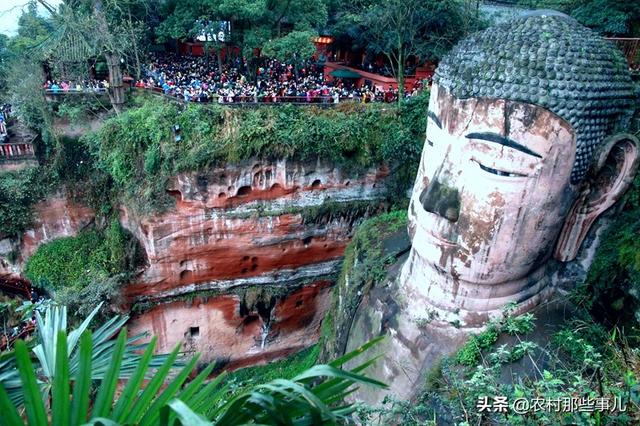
[0,302,182,407]
[0,326,386,425]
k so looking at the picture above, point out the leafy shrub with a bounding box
[455,325,499,366]
[228,345,319,392]
[0,168,55,237]
[424,314,640,425]
[23,220,141,293]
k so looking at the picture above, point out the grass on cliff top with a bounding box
[80,93,428,214]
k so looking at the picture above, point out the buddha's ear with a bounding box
[554,133,640,262]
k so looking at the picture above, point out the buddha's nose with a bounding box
[419,179,460,222]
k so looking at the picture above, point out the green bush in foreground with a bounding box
[422,312,640,425]
[228,345,320,393]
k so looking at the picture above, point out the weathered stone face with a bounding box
[434,14,636,183]
[401,83,578,322]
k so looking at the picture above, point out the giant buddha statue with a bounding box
[400,11,639,327]
[341,12,639,404]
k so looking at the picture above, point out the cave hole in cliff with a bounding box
[218,192,226,198]
[166,189,182,200]
[196,176,209,191]
[302,236,313,246]
[295,298,303,308]
[265,170,272,180]
[189,326,200,338]
[254,172,264,187]
[270,183,282,191]
[256,297,276,322]
[345,181,350,187]
[219,173,227,182]
[180,270,193,281]
[237,186,252,196]
[311,179,321,189]
[241,314,260,327]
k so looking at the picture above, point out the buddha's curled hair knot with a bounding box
[434,14,636,183]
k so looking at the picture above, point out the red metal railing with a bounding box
[0,143,35,160]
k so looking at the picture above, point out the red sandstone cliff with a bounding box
[1,158,388,370]
[124,158,387,369]
[0,195,95,278]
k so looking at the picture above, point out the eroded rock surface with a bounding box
[128,280,332,371]
[123,158,387,368]
[0,195,95,277]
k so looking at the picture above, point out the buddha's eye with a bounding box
[475,160,526,178]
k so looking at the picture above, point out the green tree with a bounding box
[522,0,640,36]
[156,0,329,81]
[332,0,483,102]
[262,30,317,78]
[30,0,152,112]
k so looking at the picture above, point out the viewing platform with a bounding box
[0,121,37,172]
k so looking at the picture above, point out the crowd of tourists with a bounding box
[43,79,110,93]
[0,104,12,142]
[136,53,423,104]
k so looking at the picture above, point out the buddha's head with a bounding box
[403,12,639,322]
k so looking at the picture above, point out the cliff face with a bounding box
[1,158,388,370]
[122,158,387,300]
[0,195,95,277]
[128,280,333,371]
[123,158,388,368]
